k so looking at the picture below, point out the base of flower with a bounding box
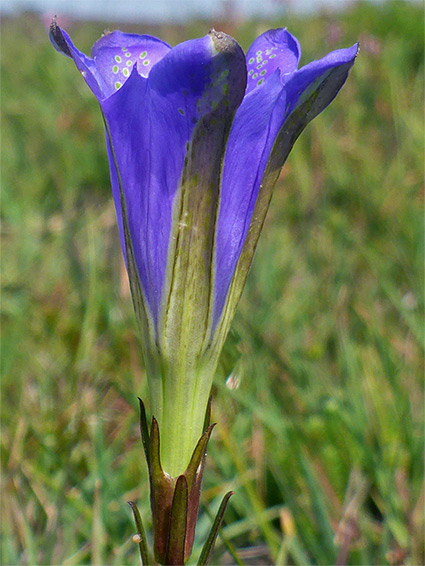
[128,398,233,565]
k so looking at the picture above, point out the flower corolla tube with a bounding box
[51,23,358,477]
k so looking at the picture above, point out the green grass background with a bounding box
[1,1,423,564]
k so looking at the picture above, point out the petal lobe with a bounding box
[246,28,301,94]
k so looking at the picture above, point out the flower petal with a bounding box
[91,31,171,96]
[214,42,358,330]
[101,32,246,337]
[283,43,359,115]
[245,28,301,95]
[150,31,247,352]
[49,22,108,100]
[214,71,288,326]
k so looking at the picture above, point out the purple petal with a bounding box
[50,22,108,100]
[50,22,171,100]
[214,41,358,326]
[91,31,171,97]
[214,72,288,323]
[102,33,246,327]
[245,28,301,95]
[283,43,359,115]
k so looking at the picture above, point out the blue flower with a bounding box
[51,23,357,476]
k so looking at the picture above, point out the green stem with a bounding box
[150,361,216,477]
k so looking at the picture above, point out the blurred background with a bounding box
[1,1,423,564]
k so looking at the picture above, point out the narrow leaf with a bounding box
[198,491,234,566]
[128,501,151,566]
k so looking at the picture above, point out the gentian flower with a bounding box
[50,23,358,481]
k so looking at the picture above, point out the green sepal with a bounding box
[183,424,216,559]
[139,402,217,564]
[184,424,215,484]
[149,416,176,563]
[130,399,231,565]
[203,396,212,433]
[138,397,150,468]
[166,475,189,566]
[149,416,165,478]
